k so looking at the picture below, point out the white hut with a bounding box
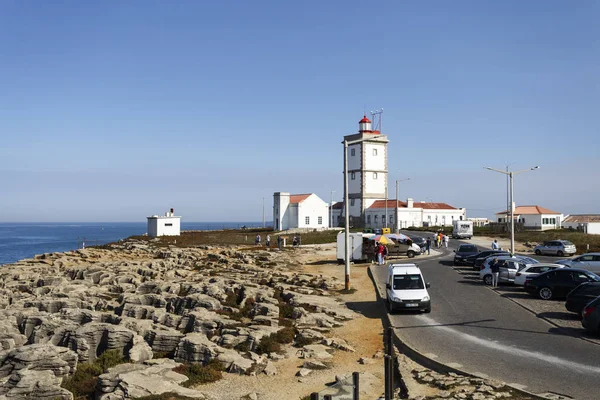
[147,208,181,237]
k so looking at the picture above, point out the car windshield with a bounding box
[562,241,574,246]
[587,273,600,282]
[517,256,539,264]
[393,274,425,290]
[459,245,477,252]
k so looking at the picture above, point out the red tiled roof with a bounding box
[330,202,345,210]
[495,205,561,215]
[564,214,600,223]
[290,194,311,204]
[368,200,457,210]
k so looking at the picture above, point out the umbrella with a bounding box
[386,233,410,241]
[369,235,395,245]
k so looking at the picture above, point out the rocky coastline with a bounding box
[0,239,356,399]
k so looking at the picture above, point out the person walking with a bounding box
[277,235,282,250]
[265,234,271,248]
[255,234,261,246]
[426,237,431,255]
[491,239,500,250]
[292,235,299,248]
[444,234,449,248]
[490,258,500,288]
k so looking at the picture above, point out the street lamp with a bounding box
[484,165,540,255]
[395,178,410,234]
[343,136,386,290]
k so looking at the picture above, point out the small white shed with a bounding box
[147,208,181,237]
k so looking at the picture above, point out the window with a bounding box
[367,215,371,224]
[318,216,322,225]
[350,199,355,206]
[382,215,386,224]
[305,216,310,225]
[351,172,355,180]
[374,215,379,223]
[351,148,355,156]
[551,218,556,224]
[373,172,378,179]
[337,216,341,224]
[389,215,394,224]
[373,148,378,156]
[498,218,502,223]
[164,223,173,227]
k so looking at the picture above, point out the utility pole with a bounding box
[385,184,388,229]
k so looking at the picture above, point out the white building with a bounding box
[147,208,181,237]
[563,214,600,235]
[345,115,389,227]
[363,198,466,230]
[496,205,562,231]
[468,217,492,227]
[273,192,330,231]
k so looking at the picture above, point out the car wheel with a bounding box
[387,298,394,313]
[535,249,541,255]
[407,251,415,258]
[337,259,344,265]
[424,307,431,313]
[483,274,493,286]
[557,250,564,257]
[539,287,553,300]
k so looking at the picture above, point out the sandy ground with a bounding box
[199,243,389,400]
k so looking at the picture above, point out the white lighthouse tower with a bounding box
[343,115,389,227]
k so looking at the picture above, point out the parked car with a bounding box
[565,282,600,315]
[386,240,423,259]
[524,268,600,300]
[470,250,510,270]
[407,235,427,252]
[481,254,538,270]
[514,263,564,286]
[533,240,577,257]
[386,264,431,313]
[582,296,600,334]
[556,253,600,273]
[479,255,538,285]
[453,244,479,265]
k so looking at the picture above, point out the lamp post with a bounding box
[484,166,539,255]
[330,190,336,228]
[343,136,386,290]
[395,178,410,234]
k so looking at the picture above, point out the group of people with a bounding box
[255,234,300,249]
[435,232,449,248]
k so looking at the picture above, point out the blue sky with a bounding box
[1,1,598,222]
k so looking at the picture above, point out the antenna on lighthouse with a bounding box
[371,109,383,133]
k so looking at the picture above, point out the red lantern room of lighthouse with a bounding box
[358,115,379,134]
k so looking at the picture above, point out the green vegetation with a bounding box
[61,350,127,399]
[172,360,224,387]
[255,326,296,354]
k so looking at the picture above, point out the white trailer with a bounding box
[336,232,374,264]
[452,220,473,239]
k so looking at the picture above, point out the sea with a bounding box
[0,222,263,266]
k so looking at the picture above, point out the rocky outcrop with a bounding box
[0,239,355,399]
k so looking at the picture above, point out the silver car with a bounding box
[556,253,600,273]
[533,240,576,257]
[480,255,539,285]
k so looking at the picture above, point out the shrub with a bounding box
[274,327,295,344]
[279,303,295,319]
[62,350,126,398]
[294,336,317,347]
[173,360,224,387]
[255,334,281,354]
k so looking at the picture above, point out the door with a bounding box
[568,271,594,296]
[574,255,594,269]
[505,260,519,281]
[497,260,509,282]
[553,270,574,297]
[590,256,600,273]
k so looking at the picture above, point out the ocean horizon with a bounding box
[0,222,268,266]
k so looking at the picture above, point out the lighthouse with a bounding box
[342,115,389,227]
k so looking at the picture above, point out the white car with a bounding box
[556,253,600,273]
[386,263,431,313]
[479,255,539,285]
[513,263,565,286]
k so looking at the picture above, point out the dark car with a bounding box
[524,268,600,300]
[453,244,479,265]
[582,296,600,334]
[565,282,600,315]
[470,250,510,270]
[407,235,427,252]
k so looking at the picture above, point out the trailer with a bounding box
[452,220,473,239]
[336,232,375,264]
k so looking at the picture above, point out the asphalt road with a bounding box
[373,239,600,400]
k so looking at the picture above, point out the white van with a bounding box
[385,264,431,313]
[452,220,473,239]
